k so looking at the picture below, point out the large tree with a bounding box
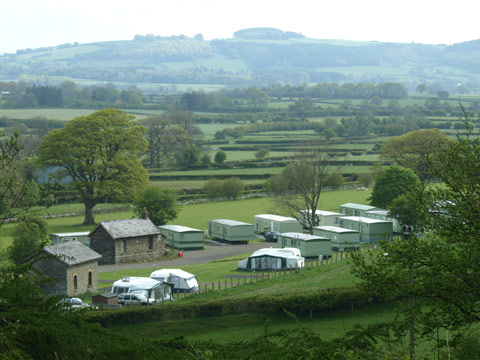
[133,186,179,226]
[369,165,421,209]
[141,115,189,168]
[352,115,480,357]
[38,109,149,225]
[272,141,342,234]
[380,128,449,182]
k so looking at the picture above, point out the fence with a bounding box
[42,205,134,220]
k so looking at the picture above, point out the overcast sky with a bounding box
[2,0,479,54]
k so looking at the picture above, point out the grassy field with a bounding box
[111,301,398,343]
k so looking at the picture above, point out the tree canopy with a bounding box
[380,129,449,182]
[134,187,179,226]
[369,165,421,209]
[38,108,149,225]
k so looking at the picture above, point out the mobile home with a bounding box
[207,219,254,244]
[313,225,360,251]
[237,248,304,270]
[278,232,332,258]
[150,269,199,293]
[157,225,204,250]
[299,210,343,228]
[366,209,402,233]
[254,214,302,235]
[339,203,380,218]
[49,232,90,247]
[111,276,173,302]
[338,216,393,243]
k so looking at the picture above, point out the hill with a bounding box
[1,28,480,92]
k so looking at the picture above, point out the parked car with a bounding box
[117,293,153,306]
[57,297,83,307]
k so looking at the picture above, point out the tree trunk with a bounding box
[83,201,96,225]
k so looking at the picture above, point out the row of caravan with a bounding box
[111,269,199,304]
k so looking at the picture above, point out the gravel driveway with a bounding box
[98,240,269,273]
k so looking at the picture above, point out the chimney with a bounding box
[141,207,149,220]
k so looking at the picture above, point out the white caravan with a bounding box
[150,269,199,293]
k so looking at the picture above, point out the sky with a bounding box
[2,0,480,54]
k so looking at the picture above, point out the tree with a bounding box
[8,217,48,264]
[380,129,449,182]
[416,83,427,95]
[255,148,270,160]
[133,187,179,225]
[222,177,244,200]
[141,115,189,168]
[272,141,342,234]
[214,151,227,163]
[38,109,149,225]
[369,165,421,209]
[203,179,224,200]
[352,113,480,357]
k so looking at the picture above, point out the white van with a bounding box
[150,269,199,293]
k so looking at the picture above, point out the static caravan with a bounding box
[157,225,204,250]
[338,216,393,243]
[299,210,343,228]
[254,214,302,235]
[278,232,332,258]
[237,248,304,270]
[150,269,199,293]
[366,209,402,233]
[338,203,380,218]
[313,225,360,251]
[49,232,90,247]
[111,276,174,302]
[207,219,254,244]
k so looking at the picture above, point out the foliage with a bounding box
[272,140,342,234]
[352,113,480,358]
[37,108,149,225]
[380,129,449,182]
[141,115,189,168]
[133,186,179,226]
[369,165,421,209]
[214,150,227,164]
[222,177,244,200]
[8,217,49,264]
[202,179,224,200]
[254,148,269,160]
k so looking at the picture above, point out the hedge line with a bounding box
[86,287,376,327]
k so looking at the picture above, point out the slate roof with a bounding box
[91,218,160,239]
[43,241,101,266]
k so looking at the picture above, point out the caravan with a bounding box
[150,269,199,293]
[111,276,174,303]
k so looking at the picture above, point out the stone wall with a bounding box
[115,234,165,264]
[89,226,116,265]
[35,257,68,295]
[34,257,99,296]
[67,260,98,296]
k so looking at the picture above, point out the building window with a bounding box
[73,275,78,290]
[88,270,93,287]
[122,239,127,252]
[148,235,154,250]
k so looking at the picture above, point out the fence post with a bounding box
[218,281,220,290]
[205,284,207,292]
[231,278,233,287]
[225,279,227,289]
[211,282,214,291]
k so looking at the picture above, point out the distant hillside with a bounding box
[1,28,479,92]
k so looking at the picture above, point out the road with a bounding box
[98,240,269,273]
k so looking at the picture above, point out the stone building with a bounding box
[32,241,101,296]
[89,217,164,265]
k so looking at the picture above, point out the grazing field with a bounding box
[0,108,94,121]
